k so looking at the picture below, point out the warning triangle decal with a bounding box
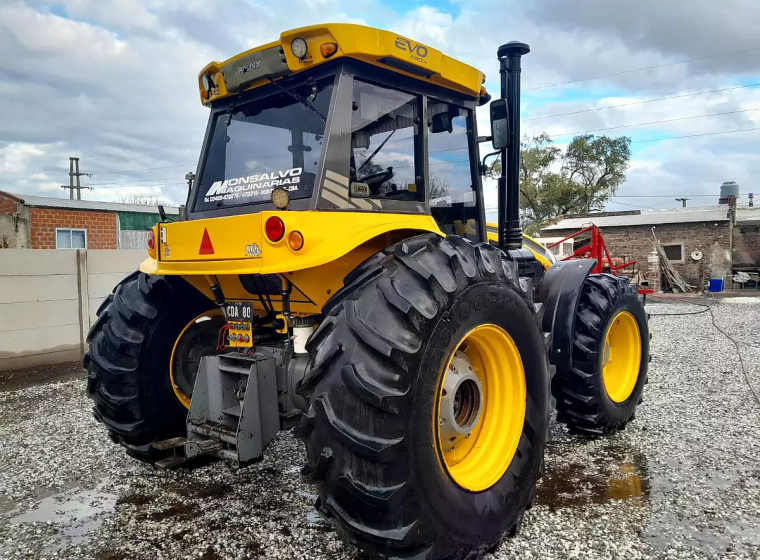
[199,228,215,255]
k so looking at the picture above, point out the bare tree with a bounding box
[118,196,171,206]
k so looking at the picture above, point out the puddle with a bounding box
[8,482,117,552]
[537,443,650,511]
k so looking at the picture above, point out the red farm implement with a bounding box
[546,224,654,297]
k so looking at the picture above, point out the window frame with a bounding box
[348,77,425,203]
[662,243,684,262]
[426,98,474,206]
[55,227,88,250]
[188,64,342,220]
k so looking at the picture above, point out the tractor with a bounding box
[85,23,649,560]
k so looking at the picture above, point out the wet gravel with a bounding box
[1,299,759,559]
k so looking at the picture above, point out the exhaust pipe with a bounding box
[496,41,530,251]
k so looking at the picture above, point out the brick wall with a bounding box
[0,197,18,216]
[546,221,732,288]
[733,223,760,267]
[30,207,118,249]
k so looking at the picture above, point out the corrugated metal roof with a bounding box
[544,206,729,230]
[736,206,760,223]
[11,193,180,214]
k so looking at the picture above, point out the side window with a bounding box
[427,101,472,206]
[350,80,421,201]
[428,100,479,241]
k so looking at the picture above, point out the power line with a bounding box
[549,106,760,138]
[615,177,749,192]
[612,193,747,198]
[89,163,196,176]
[632,126,760,144]
[83,176,189,187]
[525,45,760,91]
[523,82,760,122]
[82,141,199,159]
[97,182,188,190]
[609,199,660,210]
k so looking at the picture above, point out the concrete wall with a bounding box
[0,249,145,372]
[545,221,732,289]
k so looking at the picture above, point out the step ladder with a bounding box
[153,352,279,468]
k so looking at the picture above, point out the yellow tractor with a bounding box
[85,23,649,560]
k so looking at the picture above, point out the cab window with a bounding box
[350,80,422,201]
[427,101,471,205]
[427,99,479,241]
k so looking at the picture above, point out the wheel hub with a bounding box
[439,351,483,452]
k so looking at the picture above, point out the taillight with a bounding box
[147,228,157,259]
[265,216,285,242]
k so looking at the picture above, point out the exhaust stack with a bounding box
[496,41,530,251]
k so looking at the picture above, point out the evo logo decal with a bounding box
[394,37,428,63]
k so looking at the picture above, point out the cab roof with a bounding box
[198,23,487,105]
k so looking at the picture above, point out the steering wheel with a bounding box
[359,167,394,194]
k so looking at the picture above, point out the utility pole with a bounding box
[675,197,689,208]
[61,157,91,200]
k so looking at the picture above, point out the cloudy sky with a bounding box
[2,0,759,214]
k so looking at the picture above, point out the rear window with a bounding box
[193,76,334,212]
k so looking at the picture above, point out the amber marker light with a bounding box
[288,231,304,251]
[320,42,338,59]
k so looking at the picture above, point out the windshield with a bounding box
[193,76,334,211]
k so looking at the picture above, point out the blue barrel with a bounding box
[708,278,724,293]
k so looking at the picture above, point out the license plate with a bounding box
[225,301,253,322]
[225,302,253,348]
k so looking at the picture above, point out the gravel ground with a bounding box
[1,299,759,560]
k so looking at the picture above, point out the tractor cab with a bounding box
[188,23,489,243]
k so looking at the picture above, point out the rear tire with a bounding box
[85,272,215,460]
[553,274,649,434]
[297,236,549,559]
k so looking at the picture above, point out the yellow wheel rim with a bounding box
[170,309,224,409]
[601,311,642,403]
[435,324,526,492]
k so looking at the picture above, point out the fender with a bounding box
[535,259,596,372]
[140,211,443,276]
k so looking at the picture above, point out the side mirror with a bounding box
[431,112,453,134]
[490,99,509,150]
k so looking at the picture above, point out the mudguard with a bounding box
[535,259,596,372]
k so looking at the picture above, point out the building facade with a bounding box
[541,207,733,289]
[0,191,178,250]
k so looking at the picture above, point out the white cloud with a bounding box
[2,0,759,215]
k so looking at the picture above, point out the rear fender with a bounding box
[142,227,443,315]
[535,259,596,371]
[140,211,442,277]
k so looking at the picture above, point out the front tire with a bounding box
[297,236,549,559]
[553,274,649,434]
